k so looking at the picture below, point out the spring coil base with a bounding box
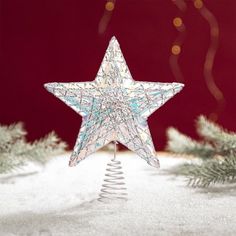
[98,144,127,203]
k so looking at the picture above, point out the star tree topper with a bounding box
[44,37,184,168]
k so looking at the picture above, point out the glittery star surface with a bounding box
[44,36,184,168]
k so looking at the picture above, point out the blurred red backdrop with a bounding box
[0,0,236,150]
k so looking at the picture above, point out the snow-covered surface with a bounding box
[0,152,236,236]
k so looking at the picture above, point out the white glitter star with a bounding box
[44,37,184,168]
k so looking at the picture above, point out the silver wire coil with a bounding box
[98,158,127,203]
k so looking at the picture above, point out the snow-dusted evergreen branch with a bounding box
[0,122,67,173]
[0,122,26,153]
[166,116,236,187]
[197,115,236,156]
[186,156,236,187]
[166,127,215,158]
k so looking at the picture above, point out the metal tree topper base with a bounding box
[98,142,128,203]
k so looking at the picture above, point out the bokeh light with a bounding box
[194,0,203,9]
[173,17,183,27]
[171,45,181,55]
[105,1,115,11]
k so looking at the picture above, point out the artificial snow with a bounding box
[0,152,235,236]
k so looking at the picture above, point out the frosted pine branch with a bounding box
[0,122,27,153]
[166,127,215,158]
[197,116,236,156]
[166,116,236,187]
[12,131,67,164]
[0,154,25,174]
[0,122,67,173]
[187,156,236,187]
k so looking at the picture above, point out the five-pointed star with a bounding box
[44,36,184,168]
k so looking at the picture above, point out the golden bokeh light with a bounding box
[194,0,203,9]
[171,45,181,55]
[105,1,115,11]
[173,17,183,27]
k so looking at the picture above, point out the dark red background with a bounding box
[0,1,236,150]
